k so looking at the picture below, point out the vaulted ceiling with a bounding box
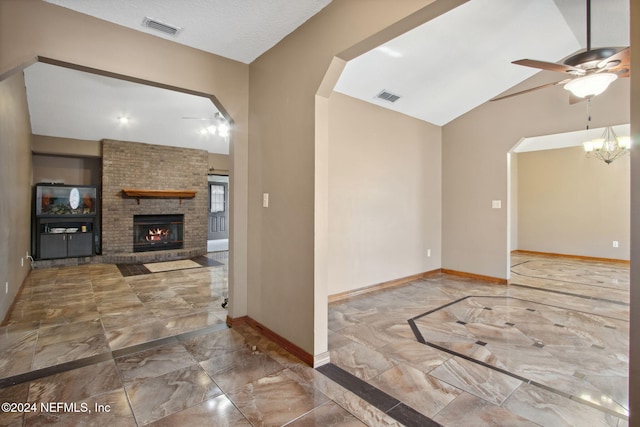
[28,0,629,153]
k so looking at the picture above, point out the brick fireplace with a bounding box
[101,140,208,263]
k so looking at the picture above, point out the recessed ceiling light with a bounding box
[118,116,129,124]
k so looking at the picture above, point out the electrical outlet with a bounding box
[427,249,431,257]
[21,257,24,267]
[5,282,8,294]
[613,241,619,248]
[263,193,269,208]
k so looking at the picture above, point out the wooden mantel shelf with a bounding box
[122,189,197,204]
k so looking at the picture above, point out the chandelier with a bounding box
[583,126,631,164]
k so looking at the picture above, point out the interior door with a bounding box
[208,182,228,240]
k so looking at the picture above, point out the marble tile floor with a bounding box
[0,251,630,426]
[328,253,629,426]
[0,323,377,426]
[1,252,230,378]
[0,252,379,426]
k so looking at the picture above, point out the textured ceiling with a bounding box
[44,0,332,64]
[30,0,629,153]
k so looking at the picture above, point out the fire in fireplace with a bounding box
[133,214,184,252]
[146,227,169,242]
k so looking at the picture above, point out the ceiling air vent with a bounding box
[142,17,182,36]
[375,90,401,103]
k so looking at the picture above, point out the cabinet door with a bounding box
[40,234,67,259]
[67,233,93,257]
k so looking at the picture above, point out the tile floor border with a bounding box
[509,282,629,306]
[0,322,229,390]
[317,363,442,427]
[408,295,629,421]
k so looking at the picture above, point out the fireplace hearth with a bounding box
[133,214,184,252]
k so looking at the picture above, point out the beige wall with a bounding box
[2,4,637,408]
[249,0,436,356]
[0,72,32,321]
[517,146,630,260]
[33,155,101,186]
[443,71,630,280]
[629,0,639,419]
[32,134,101,158]
[32,135,101,187]
[208,153,230,175]
[0,0,250,320]
[31,134,102,186]
[327,92,441,295]
[508,152,518,252]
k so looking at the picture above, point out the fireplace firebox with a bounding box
[133,214,184,252]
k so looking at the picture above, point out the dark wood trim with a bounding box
[512,250,630,265]
[122,189,197,198]
[226,314,248,328]
[238,317,314,366]
[441,269,508,285]
[328,269,442,303]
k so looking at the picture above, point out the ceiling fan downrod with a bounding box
[586,0,591,51]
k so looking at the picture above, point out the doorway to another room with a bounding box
[208,175,229,252]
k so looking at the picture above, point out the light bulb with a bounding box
[583,141,594,152]
[218,122,230,137]
[618,136,632,149]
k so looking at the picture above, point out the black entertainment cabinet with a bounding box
[33,184,98,260]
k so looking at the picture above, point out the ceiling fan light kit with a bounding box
[491,0,629,103]
[187,112,230,138]
[563,72,618,98]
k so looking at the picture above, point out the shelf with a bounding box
[37,214,96,219]
[122,189,197,204]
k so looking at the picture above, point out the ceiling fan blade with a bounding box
[597,47,630,78]
[615,68,630,78]
[597,47,629,69]
[513,59,584,75]
[490,79,571,102]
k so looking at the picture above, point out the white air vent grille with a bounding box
[376,90,401,103]
[142,17,181,36]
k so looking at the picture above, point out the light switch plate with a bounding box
[263,193,269,208]
[492,200,501,209]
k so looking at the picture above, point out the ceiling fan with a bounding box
[182,112,230,137]
[491,0,629,103]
